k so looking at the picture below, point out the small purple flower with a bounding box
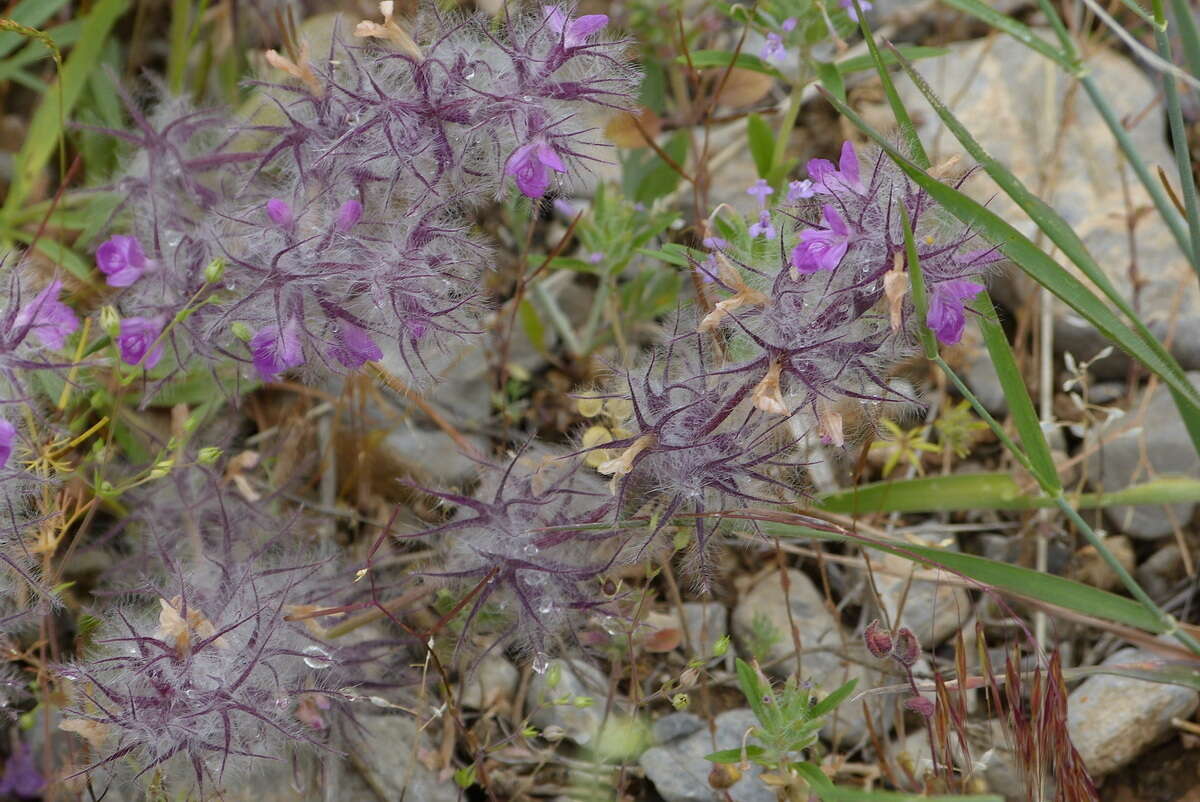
[542,5,608,49]
[746,179,774,207]
[117,316,165,369]
[14,280,79,350]
[505,141,567,198]
[787,179,815,202]
[749,209,776,240]
[695,259,717,284]
[334,200,363,231]
[266,198,294,228]
[0,418,15,470]
[760,32,785,63]
[330,321,382,368]
[587,251,605,265]
[839,0,873,21]
[553,198,577,218]
[926,279,984,345]
[807,141,865,194]
[251,319,305,380]
[782,17,798,32]
[791,204,851,274]
[702,236,728,251]
[96,235,150,287]
[0,742,44,799]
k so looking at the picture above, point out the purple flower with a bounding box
[329,321,382,368]
[926,279,984,345]
[760,32,785,63]
[553,198,577,218]
[14,280,79,350]
[840,0,873,21]
[251,319,305,380]
[542,5,608,49]
[505,141,567,198]
[749,209,776,240]
[746,179,774,207]
[96,235,150,287]
[0,418,14,470]
[117,316,165,369]
[782,17,798,31]
[787,179,815,202]
[807,141,865,194]
[791,204,851,274]
[702,236,728,251]
[0,742,43,799]
[266,198,294,228]
[334,200,362,231]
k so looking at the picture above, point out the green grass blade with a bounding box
[760,518,1166,633]
[819,87,1200,417]
[976,291,1061,492]
[854,3,928,169]
[1168,0,1200,80]
[0,0,128,223]
[818,473,1200,514]
[0,0,72,59]
[937,0,1076,71]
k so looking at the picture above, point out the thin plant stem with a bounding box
[1151,0,1200,285]
[1168,0,1200,80]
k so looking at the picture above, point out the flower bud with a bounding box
[99,305,120,338]
[148,458,173,480]
[198,447,223,466]
[203,256,227,284]
[904,695,935,718]
[231,322,252,342]
[863,619,894,659]
[708,763,742,790]
[893,627,921,667]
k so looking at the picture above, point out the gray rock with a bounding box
[527,658,610,745]
[895,34,1200,374]
[1084,373,1200,538]
[681,601,729,659]
[460,653,520,710]
[1067,647,1199,777]
[652,711,706,744]
[639,709,776,802]
[347,714,459,802]
[864,528,973,646]
[731,570,874,743]
[381,424,485,486]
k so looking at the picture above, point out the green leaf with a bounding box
[746,113,775,178]
[6,228,96,285]
[976,292,1061,492]
[937,0,1075,71]
[634,130,689,205]
[835,46,949,76]
[814,60,846,104]
[678,49,786,81]
[735,658,773,728]
[518,298,549,358]
[760,517,1166,634]
[1064,658,1200,692]
[705,745,766,764]
[821,88,1200,420]
[1,0,128,222]
[819,473,1200,514]
[809,678,857,719]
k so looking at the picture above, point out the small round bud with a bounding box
[99,305,120,338]
[904,695,935,718]
[863,619,894,659]
[893,627,921,667]
[231,322,252,342]
[203,256,227,284]
[148,458,173,480]
[545,662,562,690]
[197,447,222,466]
[708,763,742,790]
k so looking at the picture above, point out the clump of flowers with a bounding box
[57,545,344,794]
[408,446,625,669]
[94,3,637,397]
